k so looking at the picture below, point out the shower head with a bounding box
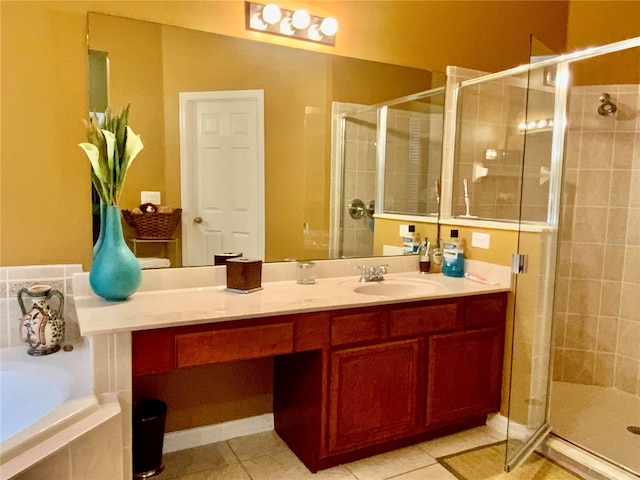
[598,93,617,116]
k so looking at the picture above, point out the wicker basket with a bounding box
[122,208,182,239]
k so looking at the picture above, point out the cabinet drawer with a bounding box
[176,323,294,368]
[390,302,458,337]
[465,293,507,328]
[331,311,384,346]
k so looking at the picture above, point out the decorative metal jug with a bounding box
[17,284,65,356]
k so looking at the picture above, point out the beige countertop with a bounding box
[75,264,511,336]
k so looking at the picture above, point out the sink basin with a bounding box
[353,280,441,297]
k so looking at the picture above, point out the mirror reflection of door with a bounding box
[179,90,265,266]
[88,50,110,246]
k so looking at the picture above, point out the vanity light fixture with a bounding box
[518,118,554,133]
[245,2,338,46]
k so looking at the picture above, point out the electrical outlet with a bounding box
[472,232,490,249]
[141,191,161,205]
[399,224,409,236]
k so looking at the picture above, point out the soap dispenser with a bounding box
[441,229,465,277]
[418,238,431,273]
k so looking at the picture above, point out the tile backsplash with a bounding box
[0,264,84,349]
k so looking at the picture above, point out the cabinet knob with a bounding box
[193,217,203,224]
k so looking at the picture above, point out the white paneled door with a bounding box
[180,90,265,266]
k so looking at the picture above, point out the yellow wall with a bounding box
[566,1,640,85]
[1,0,571,269]
[373,218,438,256]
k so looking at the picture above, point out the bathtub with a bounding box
[0,340,100,477]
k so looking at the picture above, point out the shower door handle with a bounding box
[511,253,528,274]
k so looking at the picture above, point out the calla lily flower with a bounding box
[78,105,144,205]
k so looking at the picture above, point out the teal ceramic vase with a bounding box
[93,199,107,257]
[90,205,141,301]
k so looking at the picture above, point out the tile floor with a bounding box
[153,426,511,480]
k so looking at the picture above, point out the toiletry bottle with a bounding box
[418,238,431,273]
[442,229,465,277]
[403,225,419,255]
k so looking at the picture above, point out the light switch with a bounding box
[472,232,491,249]
[141,191,161,205]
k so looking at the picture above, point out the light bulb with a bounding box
[291,9,310,29]
[308,24,323,41]
[279,16,295,35]
[320,17,338,36]
[537,119,547,128]
[262,4,281,24]
[250,12,268,30]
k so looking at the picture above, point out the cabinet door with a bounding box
[426,327,503,427]
[328,339,421,453]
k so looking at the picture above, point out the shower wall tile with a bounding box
[593,353,615,387]
[576,170,612,206]
[617,320,640,360]
[598,281,621,317]
[564,314,598,351]
[570,242,604,279]
[614,357,639,395]
[567,279,602,315]
[612,132,636,169]
[579,131,615,169]
[603,245,625,281]
[596,316,619,353]
[554,313,567,348]
[630,171,640,207]
[554,277,570,314]
[623,246,640,284]
[552,348,564,381]
[616,92,640,132]
[556,85,639,397]
[609,172,632,208]
[620,282,640,321]
[562,349,595,384]
[573,206,608,243]
[607,207,630,242]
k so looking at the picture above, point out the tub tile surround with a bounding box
[0,264,83,349]
[0,264,123,480]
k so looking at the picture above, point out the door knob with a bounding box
[193,217,203,224]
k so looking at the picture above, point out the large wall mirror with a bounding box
[88,13,445,267]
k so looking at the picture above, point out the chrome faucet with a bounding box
[356,264,388,283]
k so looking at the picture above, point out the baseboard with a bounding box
[163,413,274,454]
[485,413,535,442]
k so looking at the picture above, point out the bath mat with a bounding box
[438,441,583,480]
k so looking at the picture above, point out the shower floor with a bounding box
[550,381,640,475]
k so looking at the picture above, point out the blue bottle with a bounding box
[441,229,465,278]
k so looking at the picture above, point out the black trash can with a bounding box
[133,399,167,479]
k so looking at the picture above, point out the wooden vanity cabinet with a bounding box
[327,338,422,454]
[312,294,506,469]
[132,292,507,473]
[425,326,504,426]
[425,293,507,427]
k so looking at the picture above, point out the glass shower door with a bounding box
[504,61,568,471]
[451,56,565,471]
